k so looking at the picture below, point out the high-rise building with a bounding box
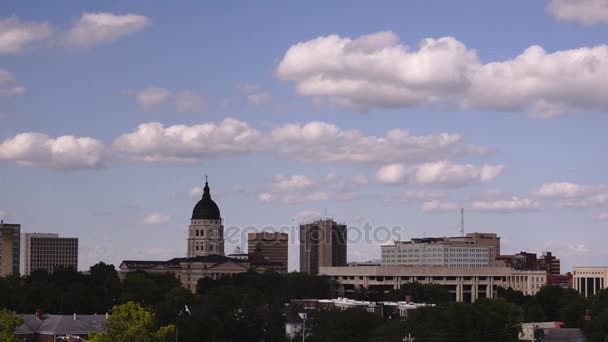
[299,219,347,275]
[381,237,490,267]
[0,221,20,276]
[496,251,560,275]
[187,179,224,257]
[21,233,78,275]
[248,232,288,272]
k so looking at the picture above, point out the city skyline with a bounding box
[1,1,608,272]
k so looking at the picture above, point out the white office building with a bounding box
[381,237,490,268]
[573,266,608,297]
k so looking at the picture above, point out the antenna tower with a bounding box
[460,208,464,237]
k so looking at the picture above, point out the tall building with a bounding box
[21,233,78,275]
[381,237,490,267]
[300,219,347,275]
[0,221,20,276]
[248,232,288,272]
[187,179,224,257]
[496,251,561,275]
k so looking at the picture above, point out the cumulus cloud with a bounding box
[597,212,608,220]
[143,212,171,225]
[175,91,206,112]
[135,87,170,110]
[114,118,489,165]
[236,83,272,106]
[294,210,322,222]
[0,69,26,97]
[471,197,540,212]
[277,31,608,116]
[0,132,105,169]
[113,118,262,163]
[535,182,608,207]
[0,16,53,54]
[63,12,151,49]
[132,247,176,259]
[547,0,608,25]
[258,173,364,204]
[384,191,445,203]
[377,161,504,187]
[422,194,538,213]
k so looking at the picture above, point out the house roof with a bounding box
[15,314,106,335]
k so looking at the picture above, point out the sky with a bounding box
[1,0,607,272]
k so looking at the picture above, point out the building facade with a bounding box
[187,180,224,257]
[573,266,608,297]
[0,221,20,276]
[496,251,561,275]
[381,237,490,268]
[248,232,288,272]
[320,265,547,302]
[300,219,347,275]
[20,233,78,275]
[466,232,500,265]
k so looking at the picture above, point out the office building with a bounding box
[466,232,500,265]
[248,232,288,272]
[320,265,547,302]
[187,179,224,257]
[381,237,490,267]
[300,219,347,275]
[21,233,78,275]
[573,266,608,297]
[0,221,20,276]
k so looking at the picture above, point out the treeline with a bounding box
[2,264,608,341]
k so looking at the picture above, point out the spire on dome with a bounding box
[203,175,211,199]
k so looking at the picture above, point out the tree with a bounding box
[0,309,24,342]
[89,301,175,342]
[306,309,383,342]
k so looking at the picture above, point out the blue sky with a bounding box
[1,0,607,272]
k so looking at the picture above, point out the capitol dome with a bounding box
[191,180,220,220]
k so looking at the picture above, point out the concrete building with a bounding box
[248,232,288,272]
[0,220,20,276]
[187,179,224,257]
[319,265,547,302]
[466,232,500,265]
[381,237,490,268]
[20,233,78,275]
[573,266,608,297]
[300,219,347,275]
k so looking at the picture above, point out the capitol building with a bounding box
[119,179,282,291]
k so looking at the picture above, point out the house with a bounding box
[14,310,106,342]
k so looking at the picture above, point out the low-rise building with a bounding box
[20,233,78,275]
[14,310,106,341]
[573,266,608,297]
[496,251,560,275]
[320,265,547,302]
[119,254,284,292]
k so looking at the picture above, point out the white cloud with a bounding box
[471,197,540,212]
[269,174,313,192]
[294,210,322,222]
[175,91,206,112]
[376,163,407,184]
[422,200,460,212]
[384,191,445,203]
[568,243,591,256]
[143,212,171,225]
[132,247,176,259]
[231,184,244,193]
[547,0,608,25]
[135,87,170,110]
[114,118,489,165]
[0,132,105,169]
[535,182,593,198]
[189,186,203,198]
[377,161,504,187]
[112,118,262,163]
[236,83,273,106]
[0,210,6,220]
[63,12,150,49]
[597,212,608,220]
[258,173,363,204]
[277,31,608,116]
[0,16,53,54]
[0,69,26,97]
[535,182,608,208]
